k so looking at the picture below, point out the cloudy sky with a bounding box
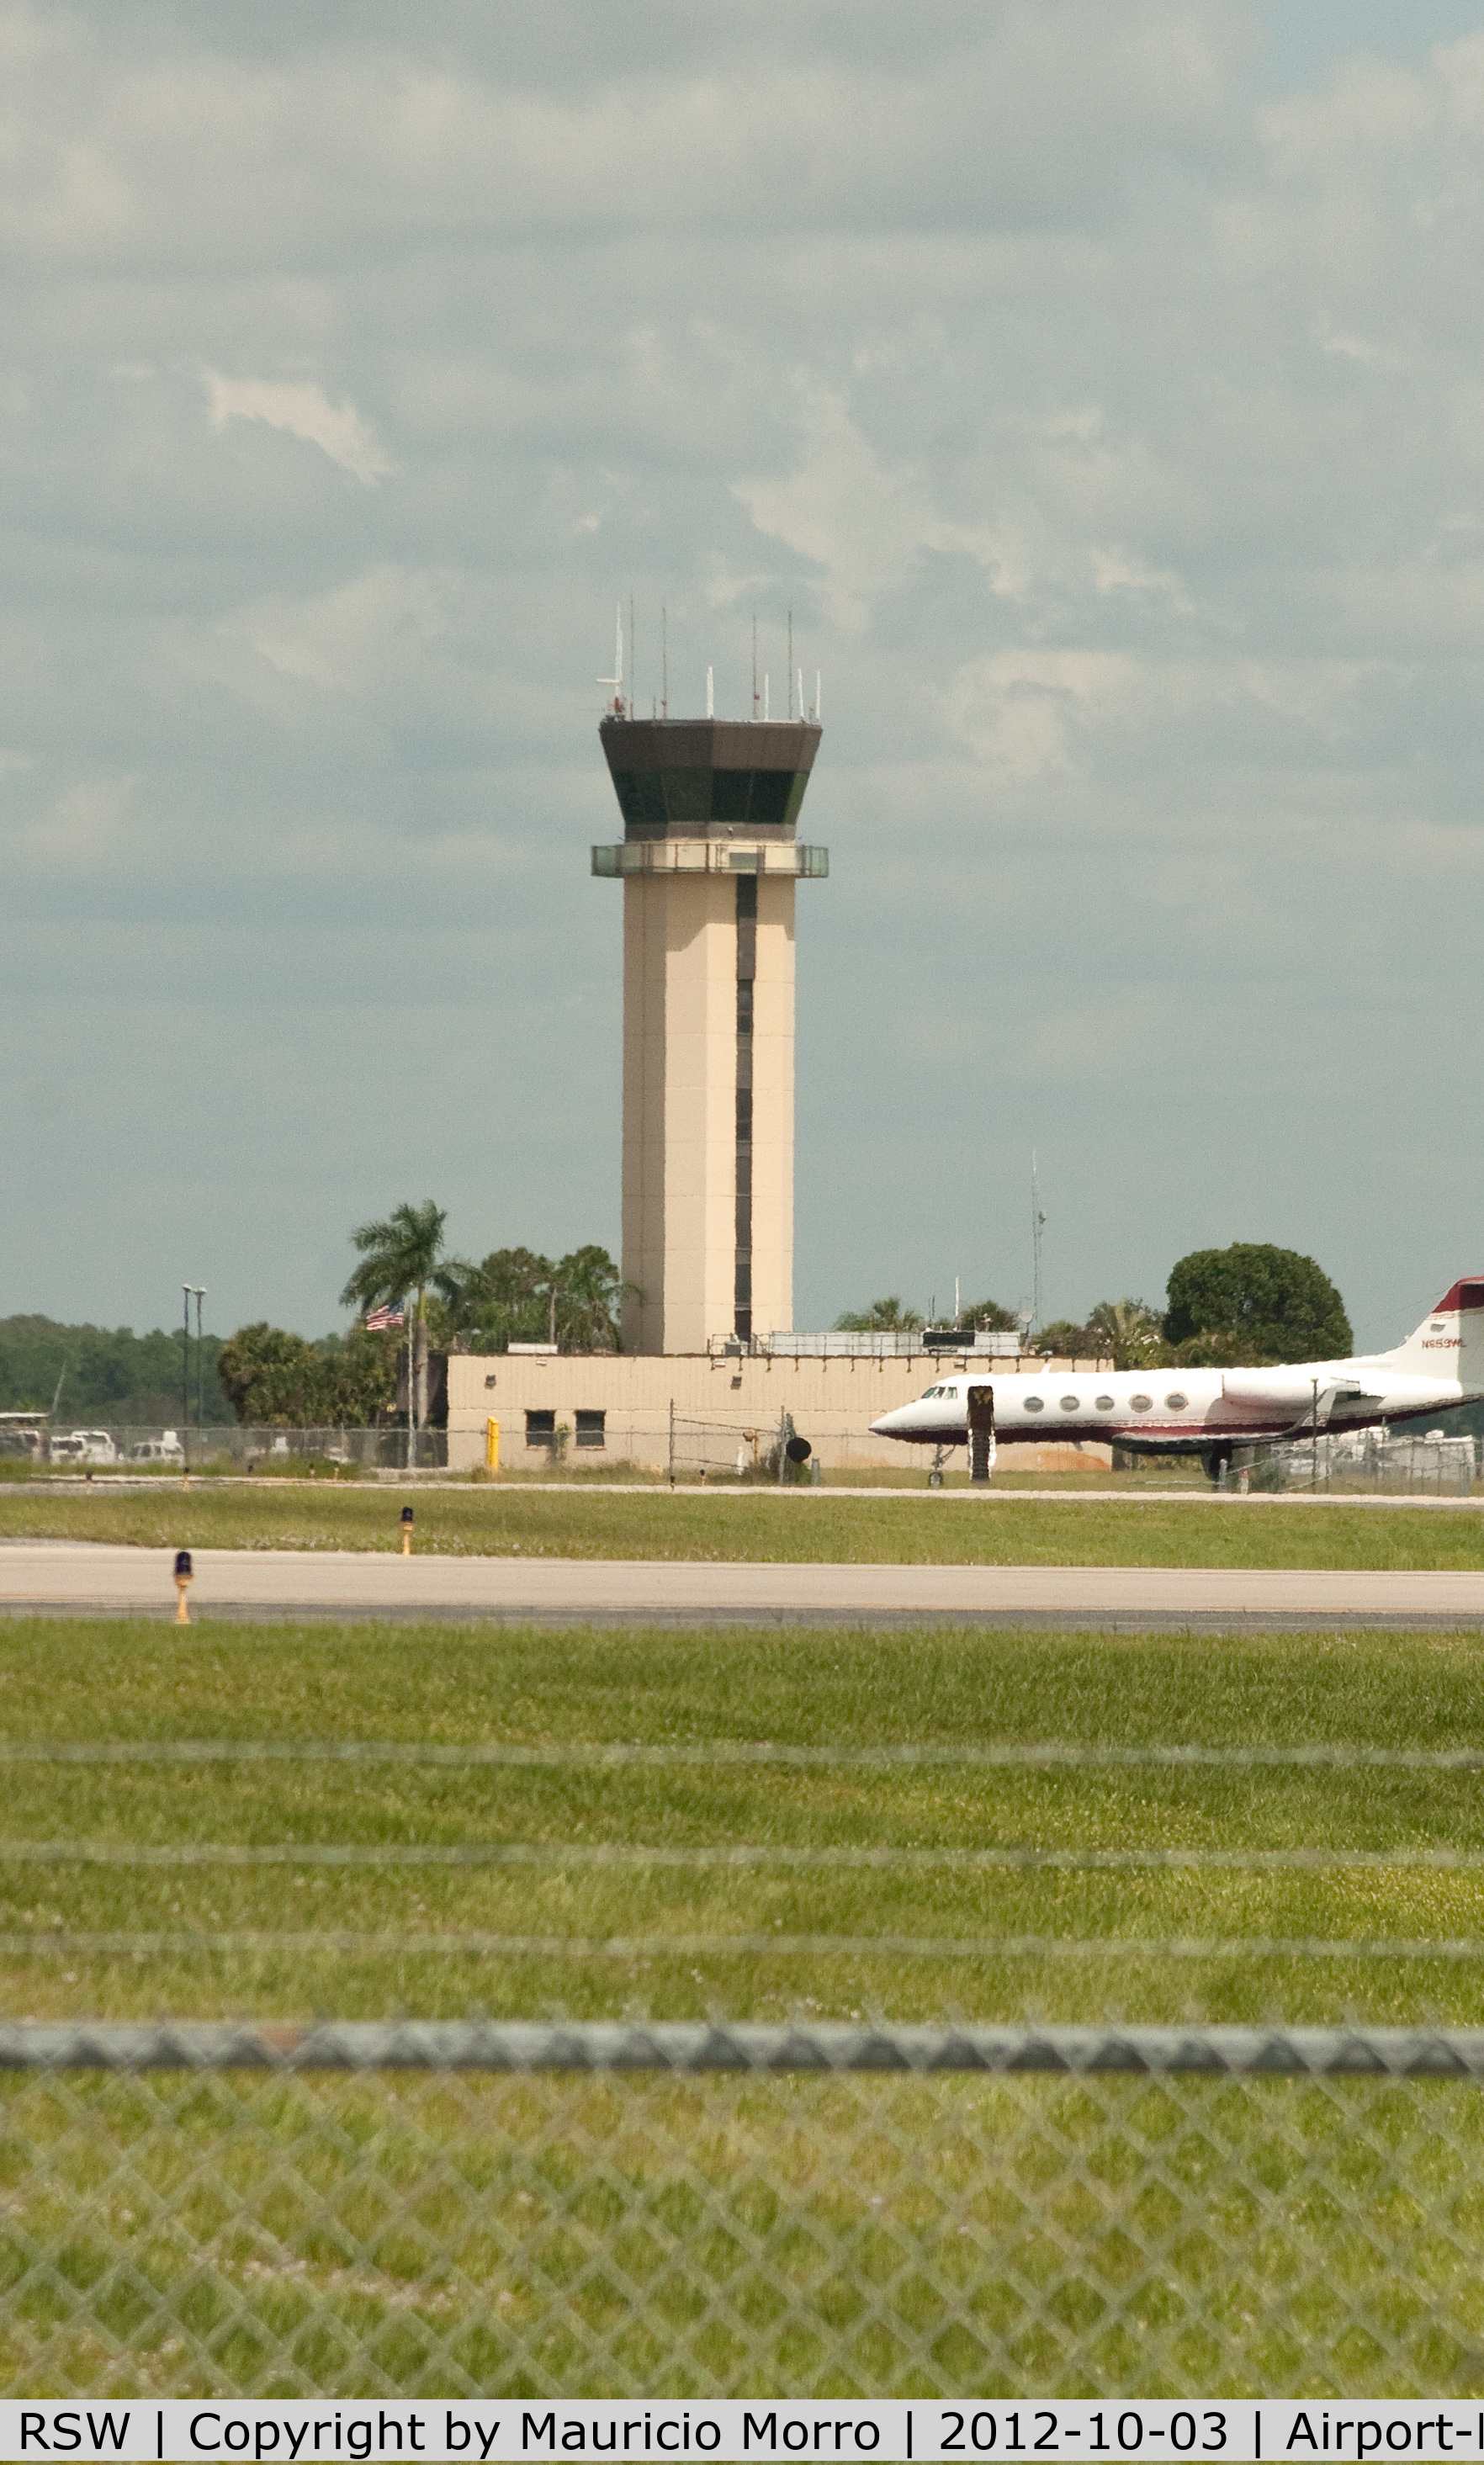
[6,0,1484,1350]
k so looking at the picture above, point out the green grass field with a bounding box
[5,1618,1484,2399]
[3,1485,1483,1566]
[1,1616,1481,2025]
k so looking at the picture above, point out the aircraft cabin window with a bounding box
[1094,1395,1115,1410]
[1165,1392,1189,1411]
[1130,1395,1153,1413]
[1023,1394,1045,1413]
[1059,1396,1079,1411]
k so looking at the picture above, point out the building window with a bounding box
[525,1410,556,1447]
[1024,1394,1045,1413]
[575,1411,606,1450]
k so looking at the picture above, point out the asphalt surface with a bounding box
[2,1543,1482,1628]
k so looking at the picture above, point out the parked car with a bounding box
[49,1430,118,1466]
[127,1430,186,1466]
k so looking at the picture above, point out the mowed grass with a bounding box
[6,1620,1484,2400]
[3,1484,1484,1566]
[0,1617,1481,2024]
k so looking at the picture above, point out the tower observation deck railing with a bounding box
[591,839,828,877]
[710,1330,1026,1360]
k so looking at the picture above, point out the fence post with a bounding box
[485,1417,500,1474]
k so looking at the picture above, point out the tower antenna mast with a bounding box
[597,603,624,717]
[1031,1153,1046,1333]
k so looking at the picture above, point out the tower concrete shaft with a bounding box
[594,716,826,1356]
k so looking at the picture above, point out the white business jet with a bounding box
[868,1280,1484,1482]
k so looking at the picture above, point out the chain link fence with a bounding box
[29,1428,445,1471]
[3,2023,1484,2399]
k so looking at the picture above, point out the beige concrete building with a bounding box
[447,1346,1115,1477]
[594,714,824,1353]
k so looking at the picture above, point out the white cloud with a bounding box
[25,775,135,867]
[228,565,448,697]
[203,372,392,485]
[734,392,1024,632]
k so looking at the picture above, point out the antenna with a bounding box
[787,611,793,718]
[707,664,714,719]
[752,615,758,720]
[798,665,803,724]
[629,591,635,718]
[597,602,624,716]
[1031,1153,1046,1333]
[661,606,668,720]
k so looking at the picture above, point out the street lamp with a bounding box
[182,1286,205,1471]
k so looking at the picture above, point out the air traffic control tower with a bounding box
[593,697,826,1356]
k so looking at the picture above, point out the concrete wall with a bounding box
[448,1350,1116,1476]
[619,871,795,1357]
[750,876,794,1343]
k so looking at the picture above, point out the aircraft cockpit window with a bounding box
[1130,1395,1153,1413]
[1059,1395,1079,1411]
[1094,1394,1115,1410]
[1023,1394,1045,1413]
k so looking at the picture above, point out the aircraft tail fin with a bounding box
[1378,1280,1484,1385]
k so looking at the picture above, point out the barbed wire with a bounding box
[5,1927,1484,1959]
[3,1838,1484,1870]
[5,1737,1484,1768]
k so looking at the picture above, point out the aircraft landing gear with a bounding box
[928,1446,947,1490]
[1203,1445,1233,1489]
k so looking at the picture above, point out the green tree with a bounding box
[440,1248,555,1351]
[341,1201,449,1322]
[216,1325,333,1425]
[1164,1243,1352,1366]
[550,1246,628,1352]
[341,1200,448,1430]
[834,1297,925,1333]
[1036,1317,1090,1358]
[438,1244,631,1354]
[959,1296,1020,1333]
[1085,1297,1168,1370]
[217,1323,401,1427]
[0,1315,231,1424]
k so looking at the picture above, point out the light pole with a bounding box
[193,1290,206,1438]
[182,1286,191,1469]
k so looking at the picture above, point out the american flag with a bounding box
[365,1304,405,1332]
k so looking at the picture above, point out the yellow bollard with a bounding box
[173,1548,192,1625]
[485,1416,500,1474]
[401,1505,414,1556]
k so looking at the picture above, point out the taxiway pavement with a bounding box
[1,1544,1481,1628]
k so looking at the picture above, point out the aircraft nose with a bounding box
[870,1410,900,1436]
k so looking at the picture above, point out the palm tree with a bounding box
[341,1201,448,1434]
[833,1296,925,1333]
[1085,1297,1165,1371]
